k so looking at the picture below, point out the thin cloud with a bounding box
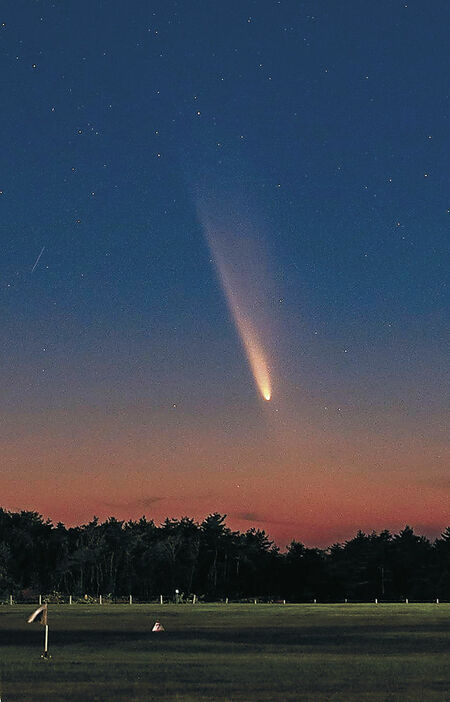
[103,496,163,511]
[236,511,265,523]
[416,476,450,492]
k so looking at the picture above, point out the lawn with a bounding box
[0,603,449,701]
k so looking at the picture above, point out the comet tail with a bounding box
[201,217,272,402]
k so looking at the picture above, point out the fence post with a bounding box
[9,595,13,605]
[69,595,72,605]
[436,598,439,604]
[129,595,132,605]
[313,598,317,604]
[99,595,102,605]
[160,595,163,605]
[39,594,42,605]
[193,594,197,604]
[375,598,378,604]
[283,599,286,605]
[254,598,257,604]
[405,598,409,604]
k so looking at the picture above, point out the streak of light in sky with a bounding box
[31,246,45,273]
[199,209,272,402]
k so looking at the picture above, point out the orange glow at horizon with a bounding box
[1,408,448,547]
[0,388,448,548]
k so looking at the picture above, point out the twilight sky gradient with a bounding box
[1,1,448,546]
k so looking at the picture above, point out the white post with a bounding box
[44,624,49,658]
[99,595,102,605]
[69,595,72,605]
[436,598,439,604]
[39,595,42,605]
[193,594,197,604]
[283,599,286,605]
[9,595,12,605]
[313,598,317,604]
[160,595,163,605]
[375,598,378,604]
[225,597,228,604]
[405,598,408,604]
[254,598,257,604]
[129,595,132,605]
[345,598,348,603]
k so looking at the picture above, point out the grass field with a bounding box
[0,603,449,701]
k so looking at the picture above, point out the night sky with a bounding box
[1,1,448,546]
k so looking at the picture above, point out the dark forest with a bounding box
[1,509,449,602]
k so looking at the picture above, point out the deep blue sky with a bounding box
[0,1,448,543]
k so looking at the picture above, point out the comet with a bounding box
[220,283,272,402]
[199,210,272,402]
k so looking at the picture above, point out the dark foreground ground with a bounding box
[0,603,449,701]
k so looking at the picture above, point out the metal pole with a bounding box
[43,624,49,658]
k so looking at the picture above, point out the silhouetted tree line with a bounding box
[0,509,449,601]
